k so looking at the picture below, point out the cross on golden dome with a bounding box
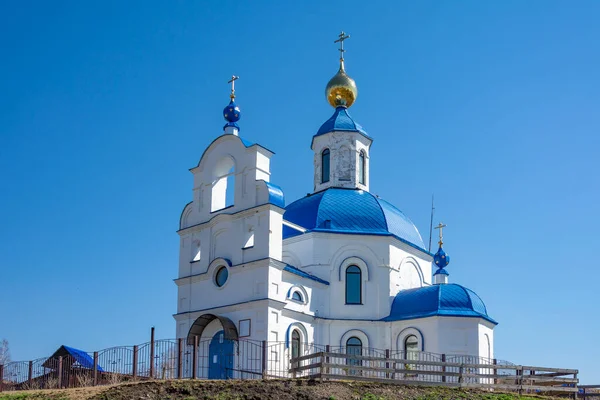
[334,31,350,62]
[325,31,357,108]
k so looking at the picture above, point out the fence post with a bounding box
[261,340,267,379]
[93,352,98,386]
[57,356,63,389]
[192,336,198,380]
[441,354,446,383]
[0,364,4,392]
[177,338,183,379]
[132,345,138,380]
[149,327,155,379]
[385,349,390,379]
[319,352,325,381]
[325,345,330,377]
[458,364,464,386]
[493,359,497,384]
[28,360,33,388]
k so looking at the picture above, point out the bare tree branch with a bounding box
[0,339,10,365]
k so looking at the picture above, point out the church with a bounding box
[173,33,496,377]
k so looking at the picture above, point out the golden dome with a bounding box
[326,61,358,108]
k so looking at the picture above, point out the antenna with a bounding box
[428,194,435,252]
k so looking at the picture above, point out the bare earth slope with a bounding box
[0,380,560,400]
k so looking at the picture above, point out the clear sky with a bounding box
[1,0,598,384]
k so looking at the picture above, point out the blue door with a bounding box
[208,330,234,379]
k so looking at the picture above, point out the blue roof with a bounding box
[383,284,497,325]
[433,268,449,276]
[283,188,427,253]
[312,107,370,146]
[45,345,104,371]
[264,182,285,208]
[283,264,330,285]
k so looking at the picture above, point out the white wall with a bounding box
[282,232,432,320]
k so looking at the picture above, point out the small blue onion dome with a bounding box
[223,99,241,130]
[434,246,450,269]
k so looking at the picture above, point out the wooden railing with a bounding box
[290,351,579,398]
[580,385,600,399]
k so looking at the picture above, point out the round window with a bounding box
[215,266,229,287]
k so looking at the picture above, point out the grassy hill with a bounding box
[0,380,563,400]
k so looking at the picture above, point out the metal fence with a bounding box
[0,331,579,397]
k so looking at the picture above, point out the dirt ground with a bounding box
[0,379,562,400]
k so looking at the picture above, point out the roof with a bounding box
[383,283,497,325]
[312,107,370,147]
[283,264,330,285]
[283,188,427,253]
[42,345,104,371]
[264,181,285,208]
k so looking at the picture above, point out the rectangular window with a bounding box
[346,271,362,304]
[358,152,365,185]
[239,319,251,337]
[322,149,330,183]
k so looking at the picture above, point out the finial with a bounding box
[433,222,450,284]
[223,75,241,134]
[326,31,358,108]
[434,222,447,246]
[228,75,239,99]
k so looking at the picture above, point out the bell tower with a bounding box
[311,31,372,193]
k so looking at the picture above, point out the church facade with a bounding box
[173,35,496,376]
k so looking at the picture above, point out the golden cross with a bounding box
[334,31,350,61]
[434,222,447,245]
[228,75,239,99]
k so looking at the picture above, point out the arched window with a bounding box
[321,149,330,183]
[359,151,365,185]
[211,157,235,212]
[291,329,302,369]
[404,334,419,361]
[291,329,301,359]
[292,291,303,302]
[346,336,362,374]
[345,265,362,304]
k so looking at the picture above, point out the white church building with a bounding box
[173,34,496,378]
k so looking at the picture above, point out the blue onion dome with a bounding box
[223,99,241,130]
[283,188,426,252]
[384,283,497,324]
[434,246,450,270]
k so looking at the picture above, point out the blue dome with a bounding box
[223,99,241,130]
[434,246,450,269]
[283,188,426,252]
[383,283,497,325]
[313,106,369,140]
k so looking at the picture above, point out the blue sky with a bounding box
[1,0,598,383]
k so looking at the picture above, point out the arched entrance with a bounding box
[186,313,238,344]
[187,314,239,379]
